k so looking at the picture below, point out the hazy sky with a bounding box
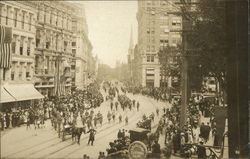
[82,1,138,68]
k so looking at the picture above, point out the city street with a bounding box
[1,89,170,159]
[1,0,243,158]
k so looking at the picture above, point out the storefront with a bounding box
[0,84,44,112]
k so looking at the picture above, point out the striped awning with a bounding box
[0,86,15,103]
[4,84,44,101]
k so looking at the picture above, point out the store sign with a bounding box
[128,141,147,159]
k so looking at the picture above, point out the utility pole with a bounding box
[179,1,192,128]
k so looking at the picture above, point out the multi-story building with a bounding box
[71,3,92,90]
[33,1,77,97]
[136,0,182,87]
[0,1,95,107]
[0,1,43,108]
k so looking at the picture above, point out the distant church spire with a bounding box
[129,25,134,49]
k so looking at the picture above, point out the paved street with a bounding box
[1,91,170,159]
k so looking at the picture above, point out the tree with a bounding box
[157,45,182,91]
[180,0,227,104]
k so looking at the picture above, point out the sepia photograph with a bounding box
[0,0,249,159]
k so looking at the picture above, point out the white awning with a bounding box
[0,86,15,103]
[4,84,44,101]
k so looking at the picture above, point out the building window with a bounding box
[172,19,181,26]
[151,38,155,43]
[151,46,155,51]
[64,41,68,51]
[29,13,32,31]
[26,72,30,78]
[72,42,76,47]
[14,9,18,27]
[147,28,150,34]
[12,41,16,54]
[46,42,50,49]
[19,71,22,80]
[11,71,15,80]
[36,38,40,48]
[147,55,150,62]
[22,11,25,29]
[151,28,155,34]
[20,40,23,55]
[147,55,155,62]
[151,55,154,62]
[27,40,31,56]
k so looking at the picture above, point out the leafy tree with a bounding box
[180,0,227,103]
[158,45,182,90]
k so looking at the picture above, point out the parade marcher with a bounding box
[115,101,118,111]
[110,102,113,110]
[137,101,140,111]
[156,108,159,116]
[107,111,111,123]
[125,116,128,125]
[132,100,136,107]
[119,114,122,123]
[87,128,97,146]
[112,113,116,122]
[99,114,103,126]
[94,115,98,127]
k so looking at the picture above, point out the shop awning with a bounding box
[0,86,16,103]
[4,84,44,101]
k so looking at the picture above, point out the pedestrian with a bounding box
[197,141,206,159]
[151,140,161,158]
[204,122,211,143]
[0,112,4,130]
[98,151,105,159]
[87,128,96,146]
[117,129,123,139]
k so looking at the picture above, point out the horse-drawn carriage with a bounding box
[61,123,86,144]
[129,127,150,144]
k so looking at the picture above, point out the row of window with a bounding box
[11,36,34,56]
[146,55,155,62]
[37,6,72,30]
[1,63,32,81]
[0,5,35,31]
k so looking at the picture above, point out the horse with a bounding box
[72,126,86,145]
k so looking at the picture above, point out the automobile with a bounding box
[129,127,150,145]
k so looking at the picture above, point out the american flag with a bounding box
[0,25,12,69]
[54,57,65,96]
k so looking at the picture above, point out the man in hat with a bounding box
[197,141,206,159]
[87,128,97,146]
[151,140,161,158]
